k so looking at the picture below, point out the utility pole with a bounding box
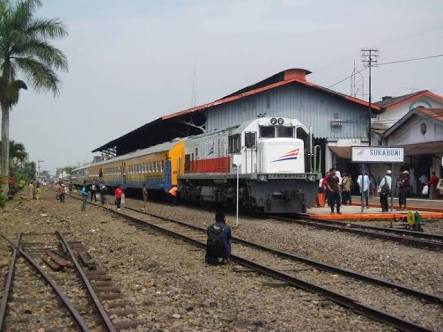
[361,48,379,146]
[37,160,44,180]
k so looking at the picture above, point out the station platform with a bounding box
[350,196,443,213]
[307,204,443,221]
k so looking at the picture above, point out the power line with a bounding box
[327,52,443,89]
[378,53,443,66]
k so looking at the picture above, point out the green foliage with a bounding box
[13,161,36,181]
[63,166,76,175]
[0,191,6,208]
[0,140,28,165]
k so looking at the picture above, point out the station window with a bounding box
[278,126,294,138]
[245,132,256,148]
[259,126,275,138]
[228,134,241,153]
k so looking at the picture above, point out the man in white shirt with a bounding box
[357,171,370,208]
[378,170,392,212]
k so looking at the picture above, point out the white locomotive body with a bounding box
[180,117,318,213]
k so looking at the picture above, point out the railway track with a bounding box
[73,195,442,332]
[0,231,144,331]
[274,215,443,251]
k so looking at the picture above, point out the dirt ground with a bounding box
[0,189,390,331]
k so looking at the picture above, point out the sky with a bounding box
[8,0,443,173]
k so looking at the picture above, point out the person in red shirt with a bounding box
[114,185,124,210]
[429,172,439,200]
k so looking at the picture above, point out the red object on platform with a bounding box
[317,192,326,207]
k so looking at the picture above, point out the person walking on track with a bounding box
[168,185,178,206]
[80,181,89,211]
[378,170,392,212]
[142,183,148,211]
[90,182,97,202]
[115,185,124,211]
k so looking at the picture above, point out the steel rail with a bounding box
[292,213,443,241]
[0,233,90,332]
[77,200,436,332]
[123,205,443,305]
[0,234,22,331]
[273,215,443,251]
[56,231,116,332]
[70,194,443,303]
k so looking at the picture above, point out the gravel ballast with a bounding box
[0,191,388,331]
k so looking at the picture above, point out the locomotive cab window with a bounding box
[278,126,294,138]
[228,134,241,153]
[245,132,256,148]
[260,126,275,138]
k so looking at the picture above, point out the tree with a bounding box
[63,166,75,175]
[0,0,68,195]
[0,140,28,167]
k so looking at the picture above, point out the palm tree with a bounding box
[0,0,68,195]
[0,140,28,166]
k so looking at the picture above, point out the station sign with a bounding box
[351,146,404,163]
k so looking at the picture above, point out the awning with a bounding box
[328,146,351,159]
[403,141,443,155]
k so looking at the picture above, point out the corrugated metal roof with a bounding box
[375,90,443,109]
[162,68,380,121]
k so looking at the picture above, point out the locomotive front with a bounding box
[180,117,319,213]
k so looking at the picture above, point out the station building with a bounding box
[94,68,379,175]
[378,107,443,196]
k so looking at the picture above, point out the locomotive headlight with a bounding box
[270,117,277,125]
[277,117,284,125]
[258,174,267,182]
[308,174,317,182]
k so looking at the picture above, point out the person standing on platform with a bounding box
[357,171,370,208]
[341,172,352,205]
[398,170,410,210]
[326,168,341,214]
[142,183,148,211]
[429,172,439,200]
[378,170,392,212]
[114,185,124,210]
[80,181,89,211]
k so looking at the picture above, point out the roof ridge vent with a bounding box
[283,68,312,82]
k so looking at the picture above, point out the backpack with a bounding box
[381,177,390,195]
[206,223,228,259]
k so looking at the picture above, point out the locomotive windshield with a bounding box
[260,126,275,138]
[278,126,294,138]
[260,126,295,138]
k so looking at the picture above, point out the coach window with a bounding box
[228,134,241,153]
[278,126,294,138]
[245,132,256,148]
[260,126,275,138]
[161,160,164,171]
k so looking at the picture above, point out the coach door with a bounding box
[244,132,257,174]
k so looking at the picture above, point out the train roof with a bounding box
[73,138,183,171]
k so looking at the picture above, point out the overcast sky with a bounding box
[8,0,443,172]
